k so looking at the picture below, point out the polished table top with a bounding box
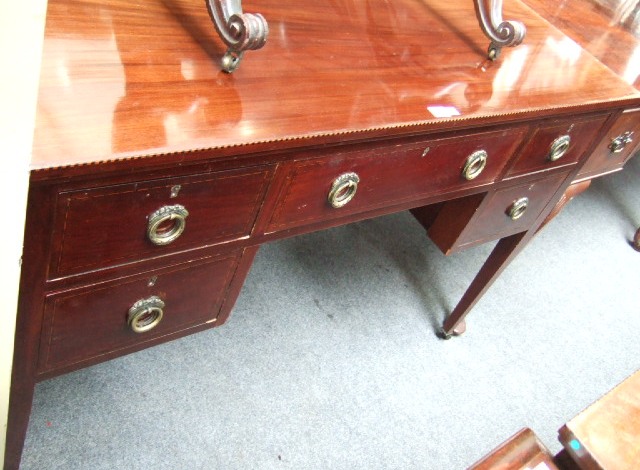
[33,0,640,171]
[524,0,640,89]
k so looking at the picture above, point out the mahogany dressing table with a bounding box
[5,0,640,468]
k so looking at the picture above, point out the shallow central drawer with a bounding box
[267,126,527,232]
[49,166,272,278]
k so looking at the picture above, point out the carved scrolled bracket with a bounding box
[473,0,526,60]
[205,0,269,72]
[205,0,521,71]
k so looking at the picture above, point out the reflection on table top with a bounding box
[32,0,640,170]
[524,0,640,89]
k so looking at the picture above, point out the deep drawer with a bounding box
[38,254,239,374]
[49,166,272,278]
[505,115,608,178]
[428,172,569,254]
[266,127,527,233]
[578,108,640,179]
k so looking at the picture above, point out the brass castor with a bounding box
[437,320,467,339]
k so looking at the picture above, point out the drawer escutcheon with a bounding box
[127,296,165,333]
[147,204,189,246]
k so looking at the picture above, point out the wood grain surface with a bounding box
[559,370,640,469]
[469,428,560,470]
[32,0,640,170]
[524,0,640,89]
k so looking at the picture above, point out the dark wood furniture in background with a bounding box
[468,428,562,470]
[5,0,640,468]
[558,369,640,470]
[471,370,640,469]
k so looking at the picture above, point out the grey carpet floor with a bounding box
[21,157,640,469]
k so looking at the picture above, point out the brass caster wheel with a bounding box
[488,44,501,61]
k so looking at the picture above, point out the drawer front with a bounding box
[506,115,608,178]
[38,254,238,373]
[267,127,527,232]
[456,172,568,247]
[50,166,272,278]
[578,108,640,178]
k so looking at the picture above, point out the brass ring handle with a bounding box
[147,204,189,246]
[548,135,571,161]
[127,296,165,333]
[608,131,634,154]
[328,172,360,208]
[462,150,488,180]
[507,197,529,220]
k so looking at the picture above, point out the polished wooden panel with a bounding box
[558,369,640,470]
[469,428,560,470]
[505,115,608,177]
[32,0,640,171]
[578,108,640,178]
[49,166,272,278]
[266,128,526,233]
[38,253,238,374]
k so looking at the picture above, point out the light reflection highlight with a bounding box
[545,36,582,65]
[623,43,640,85]
[427,105,461,118]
